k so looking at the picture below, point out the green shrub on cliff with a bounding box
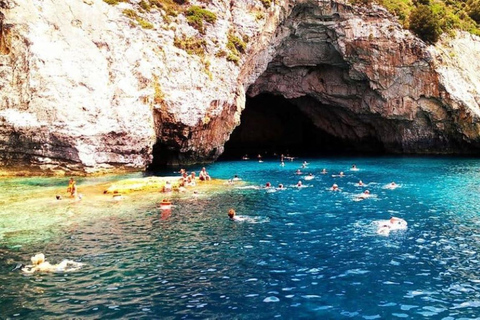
[122,9,154,29]
[174,35,207,56]
[260,0,272,8]
[467,0,480,23]
[377,0,480,41]
[186,5,217,34]
[227,33,246,54]
[103,0,127,5]
[225,31,247,65]
[409,4,442,42]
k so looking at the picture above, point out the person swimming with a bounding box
[356,190,371,200]
[228,208,236,220]
[330,183,339,191]
[305,173,315,180]
[20,253,84,274]
[385,182,399,189]
[375,217,407,236]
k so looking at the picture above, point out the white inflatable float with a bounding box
[374,217,407,236]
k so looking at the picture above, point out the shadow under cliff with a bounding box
[220,93,385,160]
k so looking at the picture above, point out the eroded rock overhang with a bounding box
[234,1,480,159]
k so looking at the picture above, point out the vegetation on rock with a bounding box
[103,0,127,5]
[225,31,247,65]
[174,35,207,56]
[122,8,154,29]
[371,0,480,42]
[185,5,217,34]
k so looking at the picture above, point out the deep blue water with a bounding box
[1,157,480,319]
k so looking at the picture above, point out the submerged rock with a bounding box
[0,0,479,174]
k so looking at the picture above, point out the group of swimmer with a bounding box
[232,159,407,236]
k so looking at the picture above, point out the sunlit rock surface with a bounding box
[0,0,479,174]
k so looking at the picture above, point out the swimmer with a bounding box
[296,181,303,187]
[385,182,399,189]
[357,180,364,187]
[280,161,285,167]
[21,253,83,274]
[321,168,327,174]
[265,182,272,188]
[277,183,285,189]
[330,183,339,191]
[228,208,236,220]
[160,199,172,210]
[332,172,345,178]
[305,173,315,180]
[351,164,359,171]
[232,175,241,181]
[242,154,249,160]
[356,190,371,200]
[374,217,407,236]
[295,169,302,175]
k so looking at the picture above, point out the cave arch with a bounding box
[220,92,385,160]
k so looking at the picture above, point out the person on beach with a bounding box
[163,181,172,192]
[199,167,211,181]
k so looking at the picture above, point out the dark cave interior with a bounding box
[220,93,385,160]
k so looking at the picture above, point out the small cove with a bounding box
[1,157,480,319]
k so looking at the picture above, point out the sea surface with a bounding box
[1,157,480,319]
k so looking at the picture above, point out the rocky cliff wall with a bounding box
[0,0,479,175]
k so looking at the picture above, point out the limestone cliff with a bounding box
[0,0,479,175]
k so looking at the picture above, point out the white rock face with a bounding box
[0,0,479,174]
[0,0,282,173]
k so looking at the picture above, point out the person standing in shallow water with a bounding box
[67,178,74,193]
[67,178,77,197]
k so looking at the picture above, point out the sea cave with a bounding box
[220,92,386,160]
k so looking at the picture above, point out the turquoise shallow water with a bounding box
[1,157,480,319]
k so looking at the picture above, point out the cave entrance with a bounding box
[220,93,385,160]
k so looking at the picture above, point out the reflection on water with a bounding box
[1,157,480,319]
